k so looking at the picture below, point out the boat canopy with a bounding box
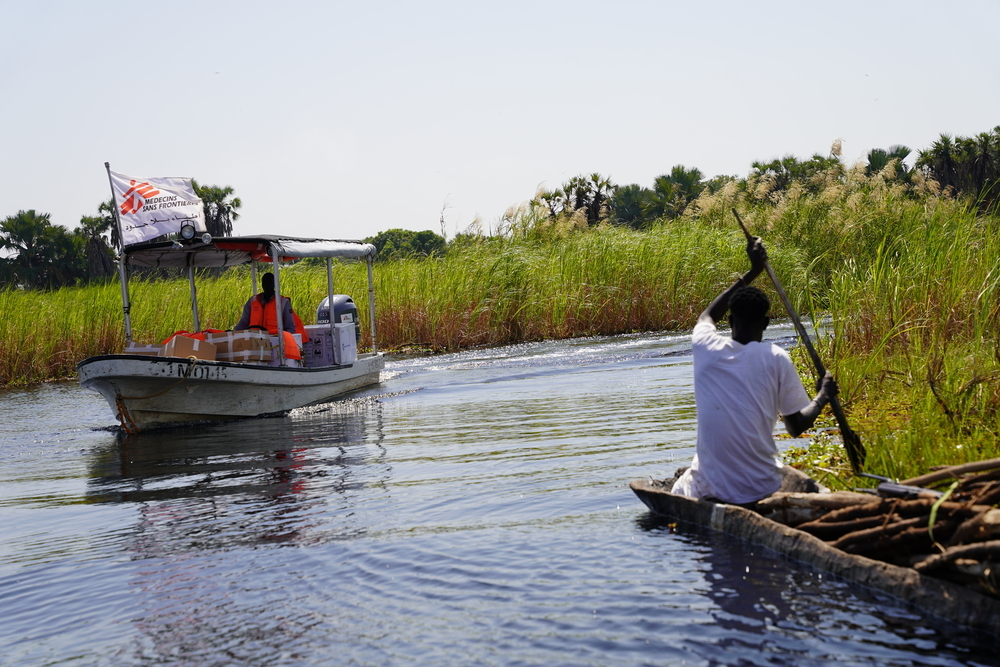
[123,235,377,269]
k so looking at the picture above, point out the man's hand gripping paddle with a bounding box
[732,208,865,474]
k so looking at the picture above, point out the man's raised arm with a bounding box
[699,236,768,325]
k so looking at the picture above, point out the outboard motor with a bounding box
[317,295,361,343]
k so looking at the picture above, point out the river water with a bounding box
[1,325,997,666]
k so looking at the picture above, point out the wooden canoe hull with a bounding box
[630,478,1000,633]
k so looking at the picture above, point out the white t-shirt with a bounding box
[672,319,811,504]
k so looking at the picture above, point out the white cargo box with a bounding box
[334,322,357,365]
[304,324,335,337]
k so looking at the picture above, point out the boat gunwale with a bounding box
[75,353,382,373]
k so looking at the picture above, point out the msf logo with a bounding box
[120,180,160,215]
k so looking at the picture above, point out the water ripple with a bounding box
[0,330,996,665]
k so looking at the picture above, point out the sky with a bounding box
[2,0,998,242]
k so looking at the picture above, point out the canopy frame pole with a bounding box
[251,261,259,297]
[271,245,286,365]
[326,257,336,344]
[366,258,377,354]
[105,162,133,342]
[116,254,132,343]
[188,259,201,332]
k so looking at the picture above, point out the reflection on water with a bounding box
[1,328,998,666]
[88,401,389,548]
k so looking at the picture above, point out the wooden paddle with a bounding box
[732,208,866,474]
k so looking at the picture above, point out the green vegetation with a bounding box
[364,228,446,261]
[0,224,767,382]
[721,165,1000,484]
[0,210,89,289]
[371,222,776,350]
[4,125,1000,485]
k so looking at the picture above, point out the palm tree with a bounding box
[647,175,677,220]
[583,173,613,225]
[535,188,565,218]
[77,207,117,279]
[963,132,998,201]
[44,226,86,288]
[752,153,841,194]
[192,181,242,238]
[866,145,912,181]
[917,134,960,193]
[751,155,799,192]
[646,165,705,220]
[609,184,653,229]
[0,210,85,288]
[1,209,52,287]
[665,165,705,213]
[563,176,596,222]
[918,129,1000,207]
[97,198,122,250]
[532,174,615,226]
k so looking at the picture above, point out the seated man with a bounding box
[235,273,309,357]
[671,236,837,505]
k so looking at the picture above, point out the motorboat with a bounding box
[77,234,385,433]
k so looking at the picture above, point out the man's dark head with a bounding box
[261,273,275,292]
[729,285,770,326]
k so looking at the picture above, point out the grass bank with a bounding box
[0,223,806,384]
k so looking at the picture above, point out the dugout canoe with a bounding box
[630,477,1000,633]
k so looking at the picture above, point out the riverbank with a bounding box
[0,221,798,385]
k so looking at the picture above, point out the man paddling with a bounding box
[671,236,837,505]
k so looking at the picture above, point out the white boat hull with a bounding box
[78,353,384,432]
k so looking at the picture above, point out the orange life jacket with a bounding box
[277,331,302,360]
[248,294,310,341]
[248,294,307,360]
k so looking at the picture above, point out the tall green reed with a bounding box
[1,224,788,384]
[371,222,804,351]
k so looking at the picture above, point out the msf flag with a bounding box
[109,171,206,246]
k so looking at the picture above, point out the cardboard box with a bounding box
[302,325,355,365]
[124,342,163,356]
[302,339,334,367]
[303,326,335,367]
[223,349,270,364]
[205,331,233,354]
[160,336,217,361]
[235,333,270,354]
[207,331,271,360]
